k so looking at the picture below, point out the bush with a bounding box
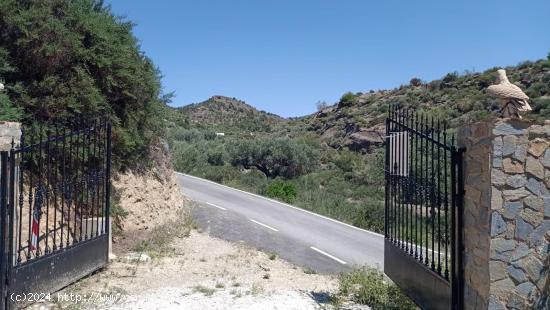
[333,150,359,173]
[532,97,550,120]
[442,72,459,84]
[334,267,417,309]
[266,180,297,203]
[207,150,224,166]
[224,169,268,194]
[526,82,550,98]
[201,166,225,183]
[353,201,384,232]
[0,92,22,121]
[409,77,423,87]
[172,142,206,173]
[338,92,359,107]
[179,128,206,142]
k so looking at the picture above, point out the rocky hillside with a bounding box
[179,96,285,133]
[171,56,550,154]
[297,56,550,153]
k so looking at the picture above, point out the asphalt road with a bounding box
[176,173,384,274]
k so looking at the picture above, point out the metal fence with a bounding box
[384,107,464,310]
[0,116,111,309]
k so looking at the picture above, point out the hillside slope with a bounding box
[174,56,550,154]
[295,56,550,152]
[180,96,285,133]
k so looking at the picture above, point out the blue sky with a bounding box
[106,0,550,117]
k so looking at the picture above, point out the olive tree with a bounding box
[228,138,318,178]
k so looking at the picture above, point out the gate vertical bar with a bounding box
[391,110,396,243]
[7,148,15,310]
[104,121,111,258]
[0,152,8,310]
[450,145,465,310]
[385,114,390,238]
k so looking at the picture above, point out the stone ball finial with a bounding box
[487,69,531,119]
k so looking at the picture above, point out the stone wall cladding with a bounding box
[459,121,493,310]
[460,119,549,309]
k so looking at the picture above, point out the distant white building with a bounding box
[215,132,225,136]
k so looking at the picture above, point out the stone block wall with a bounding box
[458,119,549,309]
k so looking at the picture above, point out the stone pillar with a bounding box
[458,119,549,309]
[0,121,21,151]
[0,122,21,266]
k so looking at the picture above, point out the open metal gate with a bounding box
[0,117,111,309]
[384,107,464,310]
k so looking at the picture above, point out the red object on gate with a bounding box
[30,205,40,251]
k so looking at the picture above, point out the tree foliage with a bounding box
[228,138,318,178]
[409,77,423,87]
[0,0,166,168]
[338,92,359,108]
[0,92,22,121]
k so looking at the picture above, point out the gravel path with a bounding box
[109,288,325,310]
[33,231,367,309]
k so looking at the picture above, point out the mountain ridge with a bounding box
[179,95,285,132]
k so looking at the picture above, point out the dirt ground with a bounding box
[29,230,352,309]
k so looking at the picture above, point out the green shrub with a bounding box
[180,128,206,142]
[0,92,22,121]
[172,142,205,173]
[201,167,225,183]
[334,267,417,309]
[338,92,359,107]
[527,82,550,98]
[353,201,384,232]
[333,150,360,173]
[409,78,423,87]
[266,180,297,203]
[532,97,550,120]
[442,72,459,84]
[207,150,225,166]
[223,169,268,193]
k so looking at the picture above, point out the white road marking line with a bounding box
[176,172,384,238]
[206,202,226,211]
[310,246,347,265]
[249,219,279,232]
